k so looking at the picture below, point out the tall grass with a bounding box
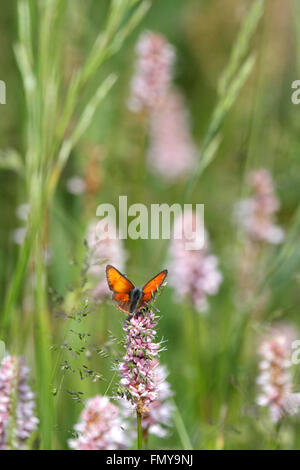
[1,0,300,451]
[184,0,265,200]
[1,0,149,449]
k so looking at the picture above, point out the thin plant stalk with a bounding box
[137,411,143,450]
[1,0,150,335]
[1,0,149,450]
[183,0,265,201]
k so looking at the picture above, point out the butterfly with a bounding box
[105,265,168,315]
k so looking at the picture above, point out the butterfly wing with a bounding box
[106,265,134,293]
[106,265,134,315]
[138,269,168,310]
[112,292,132,315]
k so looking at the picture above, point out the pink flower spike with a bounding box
[256,324,300,423]
[118,309,162,416]
[128,31,175,113]
[68,395,132,450]
[0,355,39,450]
[169,210,222,313]
[234,168,284,245]
[147,89,196,182]
[120,360,174,439]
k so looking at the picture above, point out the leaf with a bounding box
[184,55,256,199]
[218,0,265,96]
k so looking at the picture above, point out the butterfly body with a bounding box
[106,265,167,315]
[129,287,143,313]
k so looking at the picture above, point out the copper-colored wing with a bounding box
[106,265,134,293]
[112,292,132,315]
[138,269,168,310]
[106,265,135,315]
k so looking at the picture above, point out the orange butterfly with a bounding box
[106,265,168,315]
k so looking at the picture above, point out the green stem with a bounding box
[1,234,32,334]
[172,399,193,450]
[137,411,143,450]
[274,421,282,450]
[33,218,54,449]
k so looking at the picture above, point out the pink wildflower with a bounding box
[68,395,131,450]
[147,89,196,182]
[141,360,173,438]
[234,168,284,244]
[169,211,222,313]
[0,355,39,450]
[118,310,161,416]
[128,31,175,113]
[86,219,127,302]
[257,325,300,423]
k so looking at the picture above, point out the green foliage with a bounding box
[0,0,300,451]
[0,340,5,363]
